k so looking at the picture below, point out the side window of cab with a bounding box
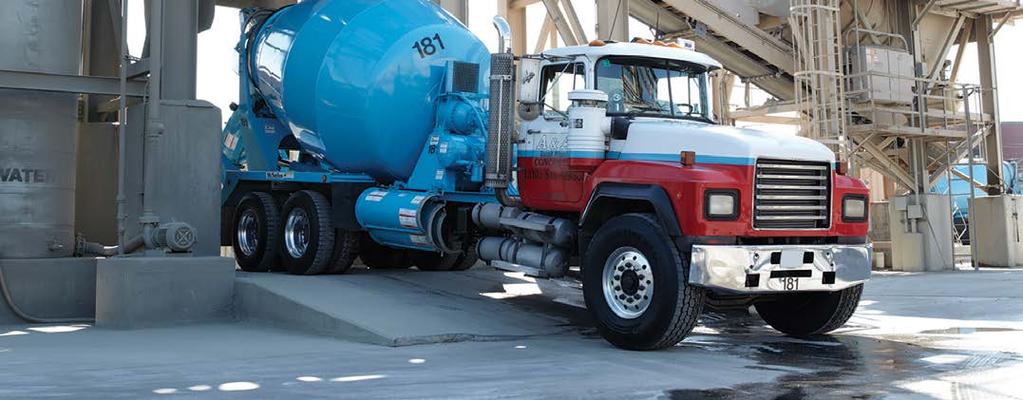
[539,63,586,117]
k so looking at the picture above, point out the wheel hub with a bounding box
[620,270,640,295]
[602,247,654,319]
[237,210,259,257]
[284,208,310,259]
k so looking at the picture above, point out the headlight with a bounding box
[842,195,868,222]
[704,190,739,221]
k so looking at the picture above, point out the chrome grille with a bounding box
[754,159,832,230]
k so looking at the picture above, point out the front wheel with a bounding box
[582,213,705,351]
[754,284,863,337]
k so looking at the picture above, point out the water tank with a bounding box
[0,2,82,258]
[250,0,491,182]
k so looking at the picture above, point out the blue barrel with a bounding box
[249,0,491,182]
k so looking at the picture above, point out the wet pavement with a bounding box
[0,269,1021,399]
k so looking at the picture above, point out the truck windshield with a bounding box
[595,56,712,123]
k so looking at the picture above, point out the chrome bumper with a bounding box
[689,243,872,293]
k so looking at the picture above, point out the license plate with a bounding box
[780,250,805,268]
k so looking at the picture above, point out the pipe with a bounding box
[78,235,146,257]
[116,0,129,254]
[0,264,94,324]
[497,188,522,208]
[493,16,512,54]
[140,0,165,249]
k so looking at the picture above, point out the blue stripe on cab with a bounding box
[609,152,753,166]
[518,150,755,166]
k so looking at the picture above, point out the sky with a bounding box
[169,3,1023,126]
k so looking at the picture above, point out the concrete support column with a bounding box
[434,0,468,24]
[597,0,629,42]
[975,15,1005,195]
[83,0,121,121]
[155,0,198,100]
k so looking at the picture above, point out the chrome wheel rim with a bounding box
[236,210,260,257]
[284,208,310,259]
[602,247,654,319]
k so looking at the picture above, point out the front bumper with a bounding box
[689,243,872,293]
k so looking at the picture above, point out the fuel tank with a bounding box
[249,0,491,182]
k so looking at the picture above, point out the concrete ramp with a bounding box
[234,267,588,346]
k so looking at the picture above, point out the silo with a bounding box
[0,1,83,258]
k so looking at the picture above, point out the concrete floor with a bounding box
[1,268,1022,399]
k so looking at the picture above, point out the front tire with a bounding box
[232,192,281,272]
[582,213,705,351]
[280,190,335,275]
[755,284,863,337]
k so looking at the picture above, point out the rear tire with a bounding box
[326,230,359,274]
[409,251,459,271]
[232,192,281,272]
[582,213,705,351]
[358,233,411,269]
[755,284,863,337]
[279,190,335,275]
[410,238,479,271]
[448,243,479,271]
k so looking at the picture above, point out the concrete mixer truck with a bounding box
[220,0,873,350]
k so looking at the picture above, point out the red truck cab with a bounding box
[477,40,872,350]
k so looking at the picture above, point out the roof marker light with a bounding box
[680,151,697,166]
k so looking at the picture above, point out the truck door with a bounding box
[519,61,589,208]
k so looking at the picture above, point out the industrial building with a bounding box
[1,0,1022,398]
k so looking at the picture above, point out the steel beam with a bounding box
[948,20,974,83]
[629,0,793,100]
[658,0,794,74]
[540,0,583,46]
[560,0,588,44]
[0,69,147,97]
[859,139,917,190]
[535,17,556,53]
[597,0,630,42]
[913,0,939,28]
[976,16,1005,195]
[926,15,967,82]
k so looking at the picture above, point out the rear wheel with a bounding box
[409,251,458,271]
[448,242,479,271]
[232,192,280,272]
[358,233,411,269]
[755,284,863,337]
[410,238,479,271]
[280,190,335,275]
[326,230,360,274]
[582,213,705,351]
